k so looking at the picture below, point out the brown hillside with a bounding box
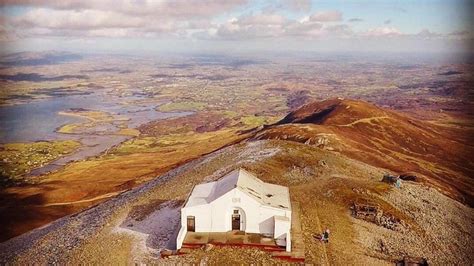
[257,98,474,206]
[277,98,388,125]
[1,140,472,265]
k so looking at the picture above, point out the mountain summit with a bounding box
[277,98,388,125]
[259,98,474,206]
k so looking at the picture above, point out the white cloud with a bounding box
[416,29,440,39]
[309,10,342,22]
[280,0,311,12]
[285,20,323,37]
[0,2,464,48]
[323,24,353,37]
[0,0,248,18]
[364,26,402,37]
[238,13,289,26]
[3,1,244,39]
[299,16,310,23]
[12,9,145,30]
[201,12,291,39]
[447,30,472,40]
[0,24,18,41]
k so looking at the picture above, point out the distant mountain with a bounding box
[0,51,82,67]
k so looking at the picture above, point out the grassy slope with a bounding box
[0,140,80,184]
[0,128,246,242]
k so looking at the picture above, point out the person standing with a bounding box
[321,228,330,243]
[395,178,401,189]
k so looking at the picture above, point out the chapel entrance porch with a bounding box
[181,231,283,250]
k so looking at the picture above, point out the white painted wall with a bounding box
[176,226,187,249]
[274,217,292,252]
[176,187,292,250]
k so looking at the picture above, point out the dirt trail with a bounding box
[339,116,389,127]
[312,205,330,265]
[43,191,124,206]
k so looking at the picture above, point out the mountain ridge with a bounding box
[257,98,474,206]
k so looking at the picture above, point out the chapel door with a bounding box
[232,210,241,230]
[187,216,195,232]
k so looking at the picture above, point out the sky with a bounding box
[0,0,472,55]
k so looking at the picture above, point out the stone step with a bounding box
[177,248,194,254]
[181,243,204,249]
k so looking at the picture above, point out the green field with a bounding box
[0,140,81,186]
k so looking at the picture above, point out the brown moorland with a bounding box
[0,128,247,242]
[255,98,474,206]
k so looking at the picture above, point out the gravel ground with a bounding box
[113,200,181,262]
[163,246,284,264]
[354,182,474,265]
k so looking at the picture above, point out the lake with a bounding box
[0,92,192,176]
